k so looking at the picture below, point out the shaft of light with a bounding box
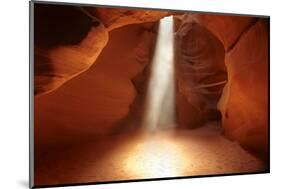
[142,16,175,131]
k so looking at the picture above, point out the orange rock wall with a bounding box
[192,14,269,157]
[35,24,156,144]
[218,19,269,157]
[174,15,227,128]
[33,4,269,158]
[94,7,169,31]
[34,4,168,96]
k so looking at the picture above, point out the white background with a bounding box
[0,0,279,188]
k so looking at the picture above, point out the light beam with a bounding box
[142,16,175,131]
[126,16,181,179]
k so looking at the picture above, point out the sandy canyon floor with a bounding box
[35,122,266,186]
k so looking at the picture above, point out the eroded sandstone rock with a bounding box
[94,7,169,31]
[190,13,256,51]
[175,15,227,128]
[35,24,157,143]
[33,5,269,159]
[189,13,269,157]
[34,4,108,96]
[218,19,269,157]
[34,5,170,96]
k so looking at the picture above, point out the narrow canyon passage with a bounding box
[35,122,265,186]
[34,5,269,187]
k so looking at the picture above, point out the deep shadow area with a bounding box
[34,4,95,48]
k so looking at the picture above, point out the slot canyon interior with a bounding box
[33,3,269,187]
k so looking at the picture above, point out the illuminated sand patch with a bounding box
[35,123,266,185]
[124,133,187,178]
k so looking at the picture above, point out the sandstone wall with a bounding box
[218,19,269,157]
[174,15,227,128]
[34,4,168,96]
[35,23,156,144]
[192,14,269,157]
[33,5,269,158]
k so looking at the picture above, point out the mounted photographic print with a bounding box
[29,1,270,188]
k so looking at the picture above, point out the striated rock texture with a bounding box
[218,19,269,158]
[34,23,157,144]
[174,15,227,128]
[190,13,257,52]
[191,14,269,157]
[175,13,268,158]
[34,5,168,96]
[34,4,269,159]
[93,7,169,31]
[34,4,108,96]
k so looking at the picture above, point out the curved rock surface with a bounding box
[34,5,269,159]
[218,19,269,158]
[176,14,269,157]
[35,23,157,144]
[190,14,269,157]
[34,5,168,96]
[190,13,256,51]
[34,5,108,96]
[94,7,169,31]
[174,15,227,128]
